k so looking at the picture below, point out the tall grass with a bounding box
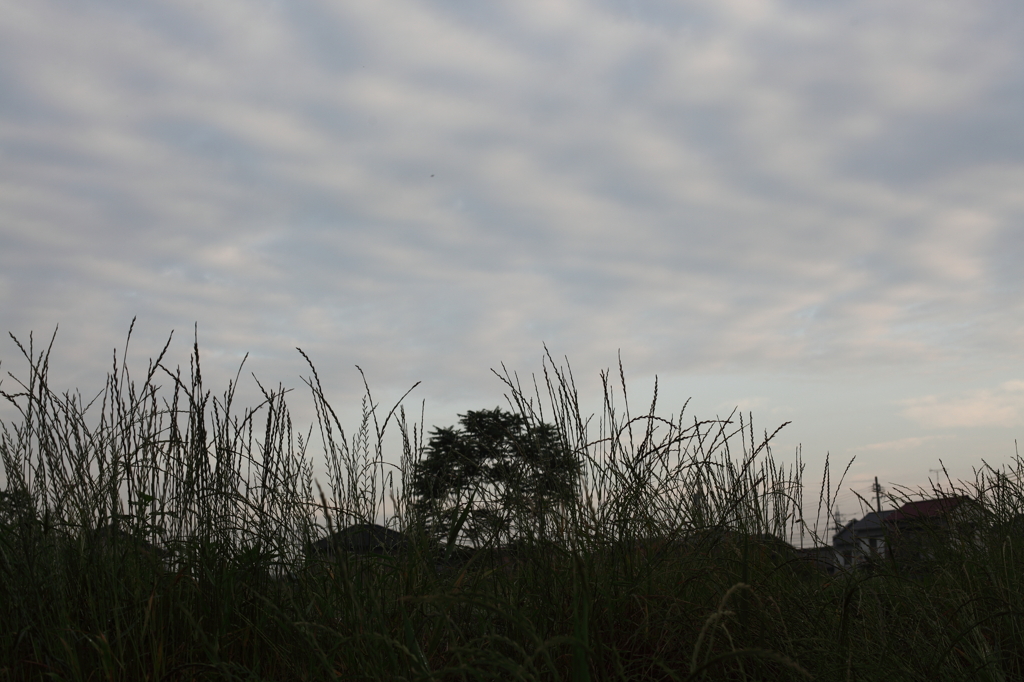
[1,328,1022,680]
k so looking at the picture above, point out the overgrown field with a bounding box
[1,329,1022,681]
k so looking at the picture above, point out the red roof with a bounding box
[887,496,972,522]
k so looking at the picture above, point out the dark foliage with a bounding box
[409,408,580,545]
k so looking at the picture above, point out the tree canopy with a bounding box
[409,408,579,546]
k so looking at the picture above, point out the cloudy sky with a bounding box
[2,0,1023,520]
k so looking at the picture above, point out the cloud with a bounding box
[716,397,766,414]
[901,381,1024,429]
[849,434,955,453]
[1,0,1023,410]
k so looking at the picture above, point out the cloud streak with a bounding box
[902,381,1024,429]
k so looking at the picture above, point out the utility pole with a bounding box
[872,476,883,514]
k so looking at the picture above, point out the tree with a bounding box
[409,408,579,546]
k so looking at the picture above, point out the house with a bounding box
[884,495,985,564]
[85,522,172,570]
[832,510,894,570]
[831,496,990,571]
[309,523,411,557]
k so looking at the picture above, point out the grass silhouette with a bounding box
[1,326,1022,680]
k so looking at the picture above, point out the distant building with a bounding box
[85,523,172,570]
[832,510,894,570]
[885,496,985,564]
[309,523,411,557]
[832,495,989,570]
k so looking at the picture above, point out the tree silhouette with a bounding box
[410,408,579,546]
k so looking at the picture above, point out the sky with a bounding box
[2,0,1023,524]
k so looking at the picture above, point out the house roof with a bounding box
[310,523,411,556]
[833,519,855,544]
[833,510,894,545]
[887,496,973,523]
[853,510,894,531]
